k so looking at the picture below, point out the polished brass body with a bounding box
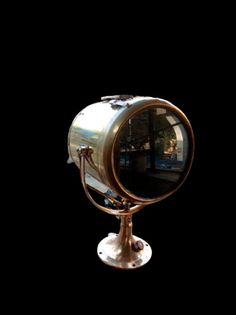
[68,96,195,269]
[68,96,195,204]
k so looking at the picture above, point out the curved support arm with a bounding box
[78,148,144,216]
[84,148,100,173]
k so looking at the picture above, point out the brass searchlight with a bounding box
[68,95,194,269]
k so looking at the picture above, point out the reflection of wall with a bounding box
[166,116,188,163]
[173,125,183,161]
[179,125,188,163]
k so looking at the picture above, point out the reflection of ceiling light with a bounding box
[166,115,180,125]
[156,108,166,115]
[68,95,195,269]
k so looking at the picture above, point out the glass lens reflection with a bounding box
[116,107,189,198]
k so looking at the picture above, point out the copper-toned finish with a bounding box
[97,215,152,269]
[68,96,194,204]
[78,147,144,216]
[68,96,195,269]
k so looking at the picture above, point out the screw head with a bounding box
[132,240,144,252]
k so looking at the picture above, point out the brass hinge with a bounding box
[101,95,134,101]
[101,95,134,109]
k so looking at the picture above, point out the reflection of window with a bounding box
[119,108,188,171]
[116,107,190,199]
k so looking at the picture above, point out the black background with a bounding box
[9,11,224,307]
[34,64,213,281]
[22,53,213,281]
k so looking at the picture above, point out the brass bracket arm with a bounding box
[77,146,144,216]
